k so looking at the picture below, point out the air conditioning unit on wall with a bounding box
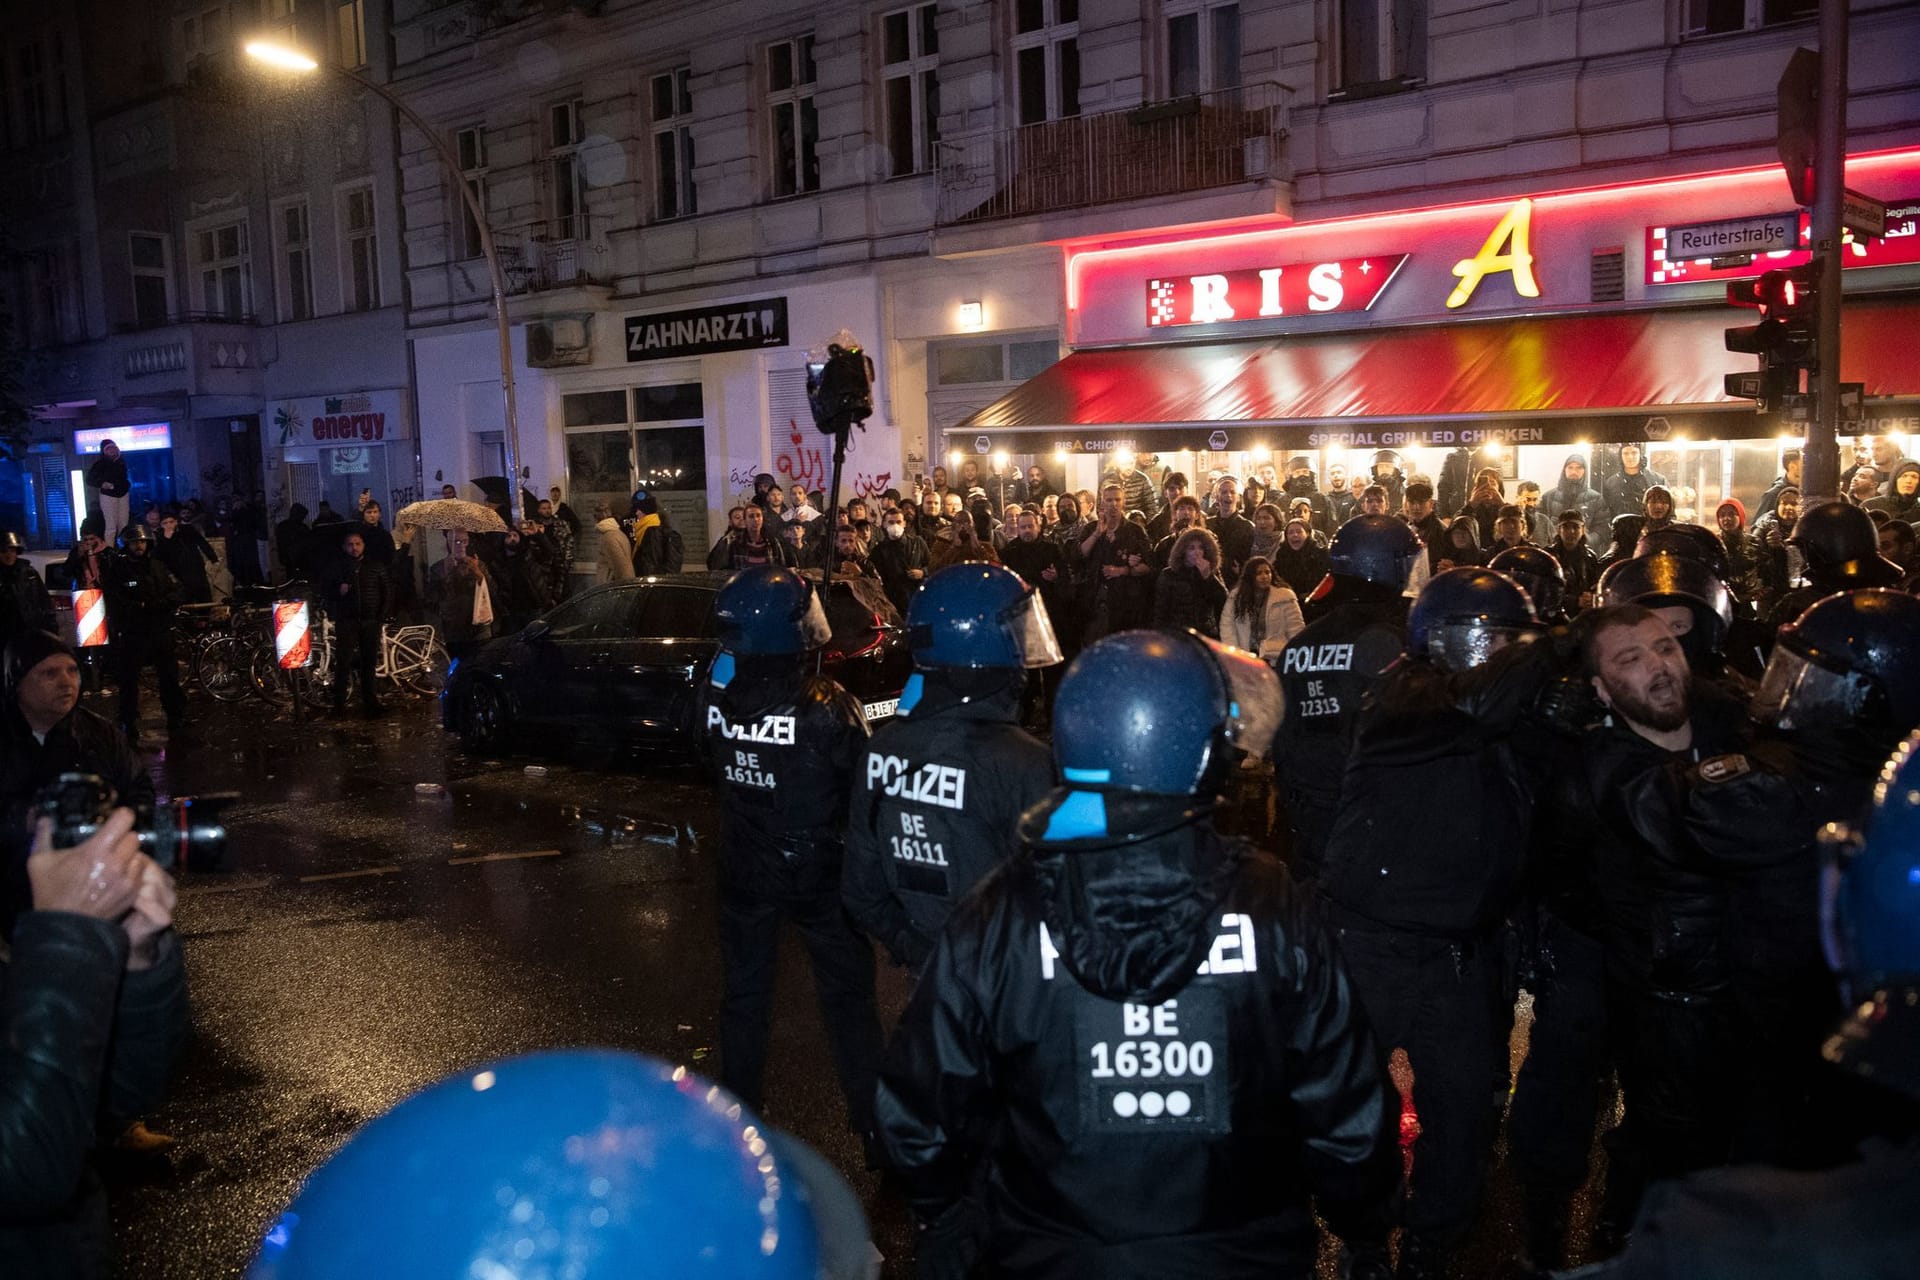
[526,315,593,368]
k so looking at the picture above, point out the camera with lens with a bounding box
[34,772,233,873]
[806,341,875,436]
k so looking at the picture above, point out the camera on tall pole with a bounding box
[804,331,877,633]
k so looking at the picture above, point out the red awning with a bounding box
[961,298,1920,431]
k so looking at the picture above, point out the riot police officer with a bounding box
[697,566,884,1139]
[874,629,1396,1278]
[1489,544,1569,623]
[842,564,1059,972]
[1764,500,1904,628]
[1271,514,1421,880]
[101,523,187,743]
[0,529,55,655]
[1598,550,1738,680]
[1319,567,1554,1279]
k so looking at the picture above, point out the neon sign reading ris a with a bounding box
[1146,254,1408,327]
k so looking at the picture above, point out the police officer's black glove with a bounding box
[1534,671,1602,735]
[913,1198,987,1280]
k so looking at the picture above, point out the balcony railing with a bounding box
[497,214,606,294]
[935,82,1290,227]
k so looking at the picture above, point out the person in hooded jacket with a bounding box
[842,565,1058,973]
[629,491,684,575]
[1599,513,1645,572]
[698,567,883,1140]
[592,505,637,582]
[1549,455,1608,533]
[1279,457,1336,536]
[1603,444,1667,523]
[1713,500,1763,606]
[1752,449,1802,524]
[1270,519,1332,603]
[874,630,1397,1280]
[1318,569,1562,1279]
[1435,516,1485,571]
[1152,527,1228,639]
[1863,458,1920,520]
[1271,516,1421,884]
[1640,486,1676,534]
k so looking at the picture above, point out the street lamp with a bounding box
[244,40,526,522]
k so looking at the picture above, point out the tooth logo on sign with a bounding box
[1208,430,1229,450]
[975,436,991,455]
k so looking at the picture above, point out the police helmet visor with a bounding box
[1429,622,1536,673]
[1753,643,1872,730]
[1009,588,1065,669]
[1204,634,1283,758]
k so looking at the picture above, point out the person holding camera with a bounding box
[1,799,188,1277]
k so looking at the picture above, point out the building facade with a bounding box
[6,0,1918,550]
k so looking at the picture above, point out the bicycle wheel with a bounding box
[395,637,451,697]
[197,635,254,702]
[249,641,294,708]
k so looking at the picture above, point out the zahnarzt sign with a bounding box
[624,297,790,361]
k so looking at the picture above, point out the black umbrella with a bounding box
[473,476,541,519]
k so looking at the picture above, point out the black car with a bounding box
[441,571,911,754]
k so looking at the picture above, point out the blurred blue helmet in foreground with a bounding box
[907,562,1062,670]
[248,1049,821,1279]
[1821,732,1920,1098]
[1408,566,1539,672]
[714,565,832,656]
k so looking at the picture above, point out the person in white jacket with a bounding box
[1218,556,1304,663]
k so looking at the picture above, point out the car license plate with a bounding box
[862,698,899,722]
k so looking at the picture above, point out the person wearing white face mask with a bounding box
[870,509,930,615]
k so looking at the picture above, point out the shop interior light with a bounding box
[993,450,1009,471]
[1483,439,1506,459]
[1250,444,1271,461]
[1573,440,1591,453]
[1054,448,1069,463]
[1114,448,1137,470]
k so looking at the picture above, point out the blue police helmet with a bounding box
[713,565,831,656]
[1488,544,1567,619]
[907,562,1063,670]
[1327,514,1424,588]
[1408,566,1539,672]
[247,1050,822,1279]
[1046,629,1281,812]
[1821,731,1920,1097]
[1755,588,1920,733]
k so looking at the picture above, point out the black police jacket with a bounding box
[0,560,55,647]
[698,658,869,899]
[842,678,1051,968]
[874,813,1396,1277]
[1319,638,1558,938]
[1528,680,1751,995]
[1272,598,1406,807]
[100,552,179,634]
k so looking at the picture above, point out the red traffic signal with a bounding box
[1727,264,1817,316]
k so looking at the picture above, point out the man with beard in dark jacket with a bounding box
[1209,476,1256,584]
[320,530,394,717]
[1864,457,1920,521]
[1272,516,1422,883]
[843,565,1058,972]
[1510,606,1751,1268]
[1279,456,1336,536]
[1549,454,1608,532]
[875,630,1396,1280]
[101,525,187,743]
[1319,568,1559,1279]
[1603,444,1667,523]
[698,567,883,1143]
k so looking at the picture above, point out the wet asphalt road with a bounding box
[103,691,1602,1278]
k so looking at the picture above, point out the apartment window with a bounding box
[181,5,230,80]
[194,220,251,319]
[16,36,66,140]
[22,245,81,347]
[1338,0,1426,90]
[547,98,587,237]
[276,202,314,321]
[881,4,940,177]
[1012,0,1078,125]
[1685,0,1818,36]
[1167,2,1240,98]
[260,0,296,41]
[650,67,696,220]
[456,126,489,259]
[336,0,367,70]
[340,185,380,311]
[129,233,173,328]
[766,36,819,198]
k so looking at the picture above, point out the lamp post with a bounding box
[244,40,525,522]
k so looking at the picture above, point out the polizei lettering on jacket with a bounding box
[706,704,797,745]
[1281,643,1355,674]
[866,753,967,810]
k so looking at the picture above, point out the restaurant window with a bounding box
[194,219,251,320]
[129,233,174,329]
[275,201,314,321]
[339,183,380,311]
[766,36,819,197]
[1685,0,1818,37]
[1012,0,1078,125]
[651,66,697,219]
[1166,2,1240,99]
[455,127,489,260]
[881,3,940,177]
[1337,0,1426,91]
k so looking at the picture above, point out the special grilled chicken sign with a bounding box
[1146,254,1408,328]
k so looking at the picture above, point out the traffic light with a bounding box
[1724,263,1819,412]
